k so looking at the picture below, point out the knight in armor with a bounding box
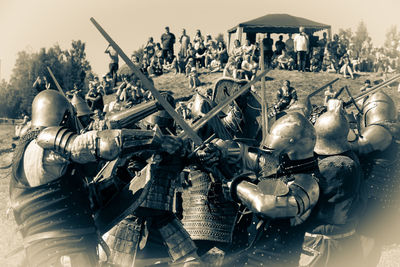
[10,90,184,267]
[299,100,366,267]
[104,99,202,267]
[350,91,400,266]
[274,80,298,112]
[197,112,321,266]
[179,93,244,263]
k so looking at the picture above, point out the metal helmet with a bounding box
[361,91,397,128]
[190,92,213,118]
[143,110,174,132]
[261,112,316,159]
[314,100,350,155]
[287,97,312,117]
[70,93,92,117]
[31,90,76,129]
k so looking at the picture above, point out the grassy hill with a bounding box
[1,69,399,266]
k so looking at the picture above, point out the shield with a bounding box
[212,77,262,143]
[92,156,156,235]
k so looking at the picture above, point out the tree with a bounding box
[0,40,93,118]
[338,28,353,48]
[384,25,400,58]
[63,40,92,92]
[352,21,371,57]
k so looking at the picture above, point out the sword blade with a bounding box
[307,77,340,98]
[90,17,203,145]
[178,69,269,138]
[47,67,66,97]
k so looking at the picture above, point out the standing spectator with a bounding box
[275,35,286,55]
[155,43,164,62]
[193,29,204,51]
[294,26,309,72]
[179,29,190,57]
[317,32,328,69]
[105,45,119,87]
[145,37,156,58]
[32,76,50,92]
[326,34,340,72]
[262,33,274,68]
[161,26,176,59]
[285,33,295,57]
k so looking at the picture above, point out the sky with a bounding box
[0,0,399,82]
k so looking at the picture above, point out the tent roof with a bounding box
[228,13,331,34]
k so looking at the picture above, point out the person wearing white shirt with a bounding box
[294,27,309,72]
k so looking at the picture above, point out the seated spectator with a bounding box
[310,50,321,72]
[85,84,104,112]
[87,110,107,131]
[185,58,196,77]
[339,53,355,79]
[155,43,164,64]
[322,50,338,73]
[176,102,191,120]
[277,50,295,70]
[242,39,255,57]
[275,35,286,55]
[324,85,337,106]
[204,35,216,50]
[15,115,30,139]
[100,74,113,95]
[148,56,163,76]
[231,39,243,63]
[185,42,196,62]
[274,80,298,112]
[205,44,217,69]
[223,57,235,78]
[216,41,229,67]
[141,51,151,75]
[104,95,123,113]
[347,43,361,72]
[188,67,200,89]
[360,79,372,92]
[163,51,179,74]
[195,42,207,68]
[241,54,258,80]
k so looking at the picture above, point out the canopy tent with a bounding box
[227,13,331,48]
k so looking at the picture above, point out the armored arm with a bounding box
[233,174,319,222]
[35,126,165,163]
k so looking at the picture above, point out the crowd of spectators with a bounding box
[133,27,230,88]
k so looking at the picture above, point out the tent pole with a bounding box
[237,26,243,45]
